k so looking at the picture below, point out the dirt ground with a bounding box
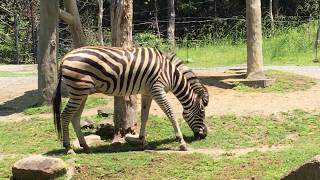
[1,65,320,122]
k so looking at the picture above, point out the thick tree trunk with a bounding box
[246,0,265,80]
[97,0,104,45]
[37,0,59,104]
[63,0,86,48]
[167,0,175,46]
[110,0,137,143]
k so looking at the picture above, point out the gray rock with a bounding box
[80,118,94,129]
[95,120,114,139]
[282,155,320,180]
[12,155,66,180]
[72,135,102,149]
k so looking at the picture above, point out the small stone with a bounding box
[72,135,102,149]
[12,155,66,180]
[281,155,320,180]
[80,118,95,129]
[97,109,112,117]
[95,120,114,139]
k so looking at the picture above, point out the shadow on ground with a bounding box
[0,90,39,116]
[45,135,197,156]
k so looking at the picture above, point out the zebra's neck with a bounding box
[171,67,196,109]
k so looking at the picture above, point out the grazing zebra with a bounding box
[52,46,209,154]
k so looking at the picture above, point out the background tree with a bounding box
[167,0,175,46]
[97,0,104,45]
[110,0,137,143]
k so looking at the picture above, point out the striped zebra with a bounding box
[52,46,209,154]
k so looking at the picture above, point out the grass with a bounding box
[0,71,36,77]
[177,22,318,67]
[233,69,317,93]
[0,110,320,179]
[23,96,109,115]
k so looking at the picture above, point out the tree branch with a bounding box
[59,9,74,25]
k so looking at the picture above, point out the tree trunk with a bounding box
[30,0,37,64]
[110,0,137,143]
[154,0,160,38]
[269,0,274,35]
[167,0,175,46]
[37,0,59,104]
[97,0,104,45]
[63,0,86,48]
[273,0,279,17]
[13,0,20,64]
[246,0,265,80]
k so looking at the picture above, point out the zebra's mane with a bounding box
[165,53,209,106]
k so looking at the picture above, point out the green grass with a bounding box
[1,110,320,179]
[177,22,318,67]
[233,69,317,93]
[23,96,109,115]
[0,71,36,77]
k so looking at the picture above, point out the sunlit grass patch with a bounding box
[233,70,317,93]
[0,71,36,77]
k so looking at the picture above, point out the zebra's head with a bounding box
[183,85,209,140]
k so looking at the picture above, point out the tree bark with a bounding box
[110,0,137,143]
[154,0,160,38]
[63,0,86,48]
[97,0,104,45]
[269,0,274,35]
[13,0,20,64]
[37,0,59,104]
[246,0,265,80]
[30,0,37,64]
[167,0,175,46]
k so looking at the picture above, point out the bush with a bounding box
[133,32,172,52]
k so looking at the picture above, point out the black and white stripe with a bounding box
[53,46,209,153]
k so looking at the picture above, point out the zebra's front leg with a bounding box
[125,95,152,149]
[71,96,91,153]
[151,88,188,151]
[139,95,152,149]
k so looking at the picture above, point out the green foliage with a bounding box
[133,32,172,51]
[233,70,317,93]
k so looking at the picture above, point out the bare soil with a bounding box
[1,65,320,122]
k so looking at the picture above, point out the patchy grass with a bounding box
[23,96,109,115]
[0,71,36,77]
[0,110,320,179]
[233,70,317,93]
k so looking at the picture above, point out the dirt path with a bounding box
[1,65,320,122]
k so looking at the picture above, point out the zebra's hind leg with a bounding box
[61,96,87,154]
[151,88,188,151]
[71,96,92,153]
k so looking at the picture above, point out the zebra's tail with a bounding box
[53,67,62,140]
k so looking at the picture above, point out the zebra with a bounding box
[52,46,209,154]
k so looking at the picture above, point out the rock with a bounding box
[80,118,95,129]
[72,135,102,149]
[95,120,114,139]
[281,155,320,180]
[12,155,66,180]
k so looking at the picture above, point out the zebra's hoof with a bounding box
[179,144,188,151]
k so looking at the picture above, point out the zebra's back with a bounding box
[61,46,165,96]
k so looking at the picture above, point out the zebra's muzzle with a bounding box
[193,126,207,140]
